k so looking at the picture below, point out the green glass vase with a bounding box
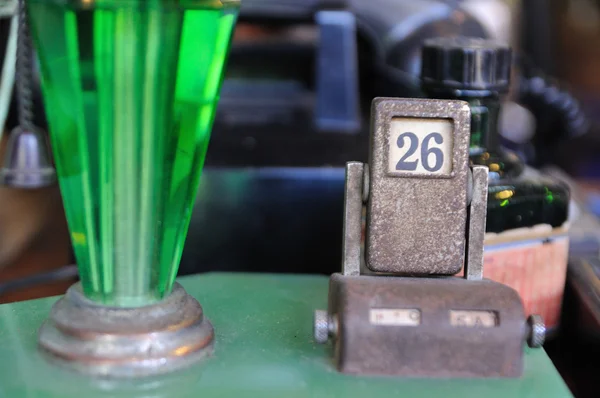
[28,0,239,306]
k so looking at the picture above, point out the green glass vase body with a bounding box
[28,0,239,306]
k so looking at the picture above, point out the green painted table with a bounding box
[0,273,572,397]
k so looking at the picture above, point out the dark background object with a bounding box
[186,0,491,275]
[0,17,10,77]
[545,257,600,398]
[520,0,558,77]
[1,0,591,282]
[236,0,348,22]
[538,0,600,178]
[179,168,345,276]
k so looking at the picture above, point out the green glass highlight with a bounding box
[424,87,570,234]
[28,0,239,306]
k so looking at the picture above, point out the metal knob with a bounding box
[314,310,338,344]
[421,37,511,96]
[527,314,546,348]
[314,310,329,344]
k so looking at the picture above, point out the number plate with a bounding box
[388,117,453,176]
[366,98,471,275]
[369,309,421,326]
[449,310,498,327]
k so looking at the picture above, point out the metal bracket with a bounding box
[464,165,489,280]
[341,161,363,276]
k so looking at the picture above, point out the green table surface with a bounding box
[0,273,572,398]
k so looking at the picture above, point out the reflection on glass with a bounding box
[460,97,569,233]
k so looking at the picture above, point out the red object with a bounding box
[483,238,569,330]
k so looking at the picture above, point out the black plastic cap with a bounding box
[421,37,512,95]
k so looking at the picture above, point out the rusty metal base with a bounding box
[38,282,214,378]
[325,273,527,378]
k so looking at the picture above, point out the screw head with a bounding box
[527,314,546,348]
[314,310,329,344]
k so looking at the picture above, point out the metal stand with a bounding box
[38,282,214,378]
[314,97,546,378]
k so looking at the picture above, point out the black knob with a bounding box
[421,37,511,96]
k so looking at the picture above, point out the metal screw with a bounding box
[314,310,329,343]
[527,314,545,348]
[314,310,338,344]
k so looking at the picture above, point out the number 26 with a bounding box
[396,132,444,172]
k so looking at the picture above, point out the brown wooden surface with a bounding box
[0,134,72,304]
[0,185,72,303]
[555,1,600,92]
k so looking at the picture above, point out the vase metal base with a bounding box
[38,282,214,378]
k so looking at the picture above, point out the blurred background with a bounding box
[1,0,600,395]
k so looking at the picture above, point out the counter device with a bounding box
[314,97,545,377]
